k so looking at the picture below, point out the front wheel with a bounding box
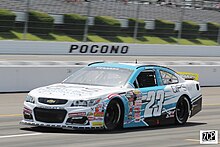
[175,96,190,125]
[104,100,123,130]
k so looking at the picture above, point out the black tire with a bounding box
[104,100,123,130]
[175,96,190,125]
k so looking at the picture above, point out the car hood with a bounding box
[29,83,129,100]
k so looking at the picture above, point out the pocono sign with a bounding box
[69,44,129,55]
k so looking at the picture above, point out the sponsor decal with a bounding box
[165,110,175,118]
[128,112,133,119]
[135,100,142,106]
[107,93,120,100]
[68,112,86,117]
[171,85,187,93]
[171,86,180,93]
[134,107,140,112]
[141,94,148,102]
[93,117,103,121]
[133,90,141,95]
[126,90,143,123]
[129,102,133,107]
[129,107,133,112]
[134,105,141,122]
[38,106,64,109]
[127,90,141,105]
[69,44,129,54]
[134,113,140,118]
[126,91,134,99]
[200,130,218,144]
[128,97,134,102]
[92,122,103,127]
[88,112,93,116]
[178,72,199,81]
[23,107,32,114]
[95,104,104,112]
[46,99,56,104]
[88,117,94,121]
[96,67,120,70]
[94,112,104,117]
[88,112,94,121]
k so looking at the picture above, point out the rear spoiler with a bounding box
[178,72,199,81]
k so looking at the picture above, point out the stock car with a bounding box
[21,62,202,130]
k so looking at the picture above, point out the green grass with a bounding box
[51,33,78,42]
[143,36,170,44]
[12,31,42,40]
[117,36,139,43]
[196,38,218,46]
[0,30,219,46]
[87,35,110,42]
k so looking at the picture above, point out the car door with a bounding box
[132,68,165,119]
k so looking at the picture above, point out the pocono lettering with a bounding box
[69,44,129,54]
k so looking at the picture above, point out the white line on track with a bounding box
[186,139,220,144]
[0,133,42,139]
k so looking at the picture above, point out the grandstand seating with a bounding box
[0,0,219,23]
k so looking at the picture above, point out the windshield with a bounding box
[63,66,133,87]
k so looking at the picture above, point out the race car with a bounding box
[21,62,202,130]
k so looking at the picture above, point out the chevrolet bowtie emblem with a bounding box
[47,99,56,104]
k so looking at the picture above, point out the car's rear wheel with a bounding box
[175,96,190,125]
[104,100,123,130]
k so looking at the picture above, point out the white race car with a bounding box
[21,62,202,130]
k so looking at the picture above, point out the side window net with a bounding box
[133,71,157,88]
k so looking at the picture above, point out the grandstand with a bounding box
[0,0,219,23]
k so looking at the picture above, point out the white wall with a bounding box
[0,64,82,92]
[1,41,220,56]
[0,62,219,92]
[169,65,220,87]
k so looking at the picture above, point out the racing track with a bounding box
[0,87,219,147]
[0,55,220,146]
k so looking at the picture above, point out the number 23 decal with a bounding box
[143,90,165,117]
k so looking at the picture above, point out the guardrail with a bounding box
[0,61,219,92]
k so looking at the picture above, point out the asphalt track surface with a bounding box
[0,87,219,147]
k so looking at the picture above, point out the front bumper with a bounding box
[20,120,104,130]
[22,102,106,129]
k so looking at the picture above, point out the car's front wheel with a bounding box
[104,100,123,130]
[175,96,190,125]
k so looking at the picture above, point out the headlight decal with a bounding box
[25,95,35,103]
[23,107,32,114]
[71,98,101,107]
[68,112,86,117]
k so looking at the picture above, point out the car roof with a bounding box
[89,62,140,70]
[88,62,177,73]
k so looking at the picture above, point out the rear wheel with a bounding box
[175,96,190,125]
[104,100,123,130]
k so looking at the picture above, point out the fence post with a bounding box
[177,1,185,44]
[23,0,30,40]
[133,1,141,43]
[83,1,91,42]
[217,27,220,45]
